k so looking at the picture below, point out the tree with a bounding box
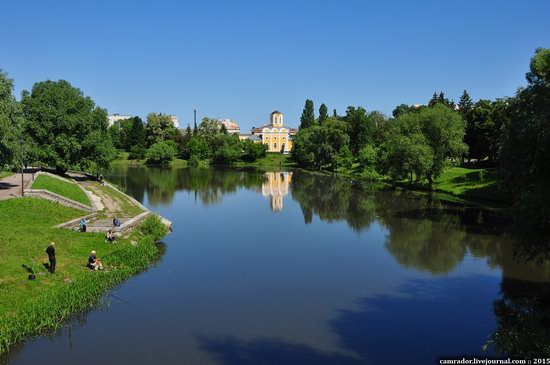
[291,117,350,170]
[344,106,374,154]
[211,134,241,164]
[0,70,21,167]
[500,48,550,235]
[146,141,176,165]
[299,99,315,129]
[457,90,474,114]
[241,140,267,162]
[21,79,115,173]
[392,104,413,118]
[145,113,177,147]
[318,103,328,125]
[128,117,146,150]
[108,117,133,150]
[379,104,467,188]
[333,109,338,118]
[184,136,210,160]
[428,91,454,108]
[358,145,378,172]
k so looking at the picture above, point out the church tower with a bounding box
[270,111,284,127]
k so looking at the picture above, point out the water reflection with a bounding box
[261,172,292,212]
[103,166,550,359]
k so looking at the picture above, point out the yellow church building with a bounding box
[251,111,297,153]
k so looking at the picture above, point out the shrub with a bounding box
[146,141,176,165]
[129,145,146,160]
[188,155,200,167]
[139,214,168,242]
[241,140,267,162]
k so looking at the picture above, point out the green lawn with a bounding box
[32,174,90,206]
[111,151,187,168]
[397,166,507,205]
[233,153,295,168]
[0,198,164,352]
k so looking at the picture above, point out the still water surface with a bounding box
[4,167,550,364]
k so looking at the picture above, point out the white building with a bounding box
[218,119,240,134]
[108,114,132,126]
[170,115,180,129]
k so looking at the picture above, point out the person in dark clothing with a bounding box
[113,217,121,228]
[45,242,56,273]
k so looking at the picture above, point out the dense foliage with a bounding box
[0,70,21,168]
[21,80,115,173]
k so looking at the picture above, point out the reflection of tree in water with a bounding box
[290,173,378,232]
[108,166,264,207]
[488,277,550,356]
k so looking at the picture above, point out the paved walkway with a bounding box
[0,173,34,200]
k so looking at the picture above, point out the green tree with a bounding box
[392,104,413,118]
[146,141,176,165]
[128,116,146,149]
[291,117,350,170]
[299,99,315,129]
[358,145,378,172]
[108,117,133,150]
[500,48,550,235]
[21,79,115,173]
[318,103,328,125]
[145,113,177,147]
[0,70,22,167]
[241,139,267,162]
[344,106,374,154]
[212,134,241,164]
[185,136,211,160]
[380,104,467,188]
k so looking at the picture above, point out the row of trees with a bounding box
[291,48,550,236]
[109,114,268,166]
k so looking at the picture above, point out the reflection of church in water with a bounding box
[261,172,293,212]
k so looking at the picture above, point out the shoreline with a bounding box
[0,172,170,355]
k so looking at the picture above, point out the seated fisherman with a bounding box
[113,217,121,228]
[88,250,103,271]
[106,229,116,243]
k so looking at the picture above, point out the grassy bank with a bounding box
[0,198,167,354]
[232,153,294,168]
[31,174,90,206]
[111,152,187,168]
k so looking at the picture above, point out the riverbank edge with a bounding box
[111,153,508,208]
[0,172,170,355]
[0,225,164,355]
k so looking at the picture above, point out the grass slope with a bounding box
[0,198,165,353]
[32,174,90,206]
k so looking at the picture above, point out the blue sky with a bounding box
[1,0,549,130]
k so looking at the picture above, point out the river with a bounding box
[4,166,550,364]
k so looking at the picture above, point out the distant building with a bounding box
[250,111,297,153]
[170,115,180,129]
[219,119,240,134]
[108,114,132,126]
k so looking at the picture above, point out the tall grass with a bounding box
[0,223,163,354]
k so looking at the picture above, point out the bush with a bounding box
[241,140,267,162]
[146,141,176,165]
[129,145,146,160]
[188,155,200,167]
[139,214,168,242]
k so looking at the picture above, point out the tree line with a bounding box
[291,48,550,237]
[0,76,268,173]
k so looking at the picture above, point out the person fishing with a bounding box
[79,218,87,232]
[45,242,56,273]
[87,250,103,271]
